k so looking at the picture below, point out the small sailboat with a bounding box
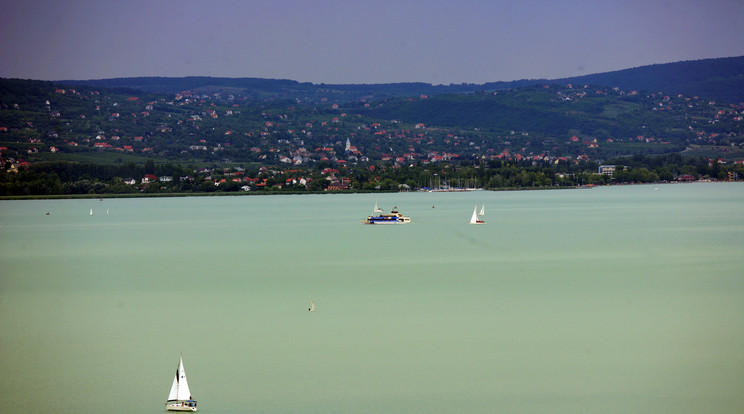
[106,208,109,215]
[479,204,485,216]
[308,295,316,312]
[470,203,485,224]
[166,355,197,412]
[373,200,383,213]
[89,208,93,216]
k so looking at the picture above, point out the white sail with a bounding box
[470,204,479,224]
[90,208,93,215]
[168,373,179,401]
[373,201,383,213]
[479,204,485,216]
[168,355,193,401]
[309,295,315,312]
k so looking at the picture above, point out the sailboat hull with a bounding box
[166,400,197,411]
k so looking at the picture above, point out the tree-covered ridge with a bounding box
[58,76,483,104]
[365,84,744,148]
[58,56,744,104]
[548,56,744,103]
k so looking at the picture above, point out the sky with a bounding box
[1,0,742,85]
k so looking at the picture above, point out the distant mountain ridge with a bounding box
[58,56,744,103]
[546,56,744,103]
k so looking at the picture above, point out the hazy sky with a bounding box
[1,0,742,84]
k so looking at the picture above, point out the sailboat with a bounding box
[373,200,383,213]
[470,203,485,225]
[308,295,316,312]
[479,204,485,216]
[166,355,197,412]
[89,208,93,216]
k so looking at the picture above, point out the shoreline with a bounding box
[0,180,732,201]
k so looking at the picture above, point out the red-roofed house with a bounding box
[142,174,157,184]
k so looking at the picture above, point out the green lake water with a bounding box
[1,182,743,413]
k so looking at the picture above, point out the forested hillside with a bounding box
[59,56,744,103]
[365,84,736,144]
[549,56,744,103]
[1,60,743,196]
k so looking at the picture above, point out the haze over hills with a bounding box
[58,56,744,103]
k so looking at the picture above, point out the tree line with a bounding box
[1,154,741,197]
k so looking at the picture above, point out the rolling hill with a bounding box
[58,56,744,103]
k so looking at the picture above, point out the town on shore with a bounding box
[1,75,742,197]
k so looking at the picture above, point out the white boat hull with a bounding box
[166,401,197,411]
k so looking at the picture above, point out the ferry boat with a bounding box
[362,207,411,224]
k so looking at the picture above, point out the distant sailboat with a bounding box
[373,201,383,213]
[90,208,93,216]
[166,355,197,411]
[470,203,485,224]
[308,296,316,312]
[106,208,109,215]
[479,204,485,216]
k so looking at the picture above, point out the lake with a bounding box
[1,182,743,413]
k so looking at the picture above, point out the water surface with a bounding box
[1,183,742,413]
